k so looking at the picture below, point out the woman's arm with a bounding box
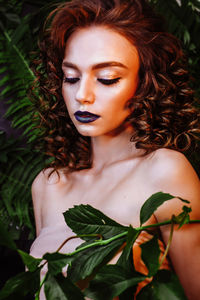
[31,168,62,236]
[150,149,200,300]
[31,170,46,237]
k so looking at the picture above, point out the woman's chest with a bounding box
[31,165,158,259]
[41,165,153,231]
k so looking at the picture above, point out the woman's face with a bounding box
[62,26,140,137]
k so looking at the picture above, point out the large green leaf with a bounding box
[136,270,187,300]
[140,234,160,277]
[63,204,128,281]
[0,269,40,299]
[43,252,74,276]
[17,249,42,272]
[140,192,189,225]
[85,265,146,300]
[117,226,139,269]
[68,237,126,282]
[63,204,127,240]
[44,273,85,300]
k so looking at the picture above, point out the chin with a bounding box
[74,125,100,137]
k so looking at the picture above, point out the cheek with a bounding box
[99,97,131,128]
[62,87,74,110]
[103,88,133,113]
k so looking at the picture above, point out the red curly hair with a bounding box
[32,0,200,173]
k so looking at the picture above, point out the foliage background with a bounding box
[0,0,200,288]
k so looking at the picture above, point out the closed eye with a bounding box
[63,77,121,85]
[97,77,121,85]
[63,77,79,84]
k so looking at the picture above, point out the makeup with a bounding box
[74,111,100,123]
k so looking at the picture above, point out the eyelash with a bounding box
[98,77,121,85]
[63,77,121,85]
[63,77,79,84]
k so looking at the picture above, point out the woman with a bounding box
[30,0,200,299]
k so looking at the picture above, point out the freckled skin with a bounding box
[30,26,200,300]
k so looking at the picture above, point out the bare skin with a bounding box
[30,26,200,299]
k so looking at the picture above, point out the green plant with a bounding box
[0,131,47,239]
[149,0,200,174]
[0,192,199,299]
[150,0,200,97]
[0,0,63,237]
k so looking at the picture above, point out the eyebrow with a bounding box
[62,61,128,70]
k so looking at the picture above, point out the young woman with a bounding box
[30,0,200,299]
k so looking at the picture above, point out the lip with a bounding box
[74,111,100,123]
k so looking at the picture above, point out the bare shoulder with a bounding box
[31,168,68,235]
[32,168,60,187]
[146,148,200,219]
[32,168,68,193]
[148,148,199,187]
[31,168,69,211]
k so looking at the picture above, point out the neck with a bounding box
[91,128,142,173]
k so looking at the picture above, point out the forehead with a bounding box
[63,26,139,70]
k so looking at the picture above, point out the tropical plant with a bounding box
[151,0,200,98]
[0,131,46,239]
[0,0,65,238]
[0,192,199,299]
[150,0,200,173]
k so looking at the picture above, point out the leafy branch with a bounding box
[0,192,199,299]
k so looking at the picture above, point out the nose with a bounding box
[75,76,95,104]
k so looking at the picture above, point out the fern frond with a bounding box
[0,132,45,237]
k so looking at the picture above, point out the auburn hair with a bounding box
[31,0,200,173]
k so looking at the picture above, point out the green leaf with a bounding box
[0,270,40,299]
[140,192,188,225]
[43,252,74,276]
[140,234,160,277]
[0,131,45,235]
[0,219,17,250]
[85,265,146,300]
[173,206,192,228]
[17,249,42,272]
[5,100,31,116]
[2,12,20,25]
[10,15,30,46]
[44,273,85,300]
[64,204,127,240]
[136,270,187,300]
[117,226,139,269]
[184,29,190,44]
[68,237,125,282]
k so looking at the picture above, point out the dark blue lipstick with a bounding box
[74,111,100,123]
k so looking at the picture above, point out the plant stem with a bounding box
[159,218,174,267]
[35,274,47,300]
[55,219,200,257]
[56,233,103,252]
[65,231,128,256]
[135,219,200,231]
[136,220,172,230]
[38,219,200,263]
[39,234,105,269]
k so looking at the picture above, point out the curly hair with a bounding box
[32,0,200,173]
